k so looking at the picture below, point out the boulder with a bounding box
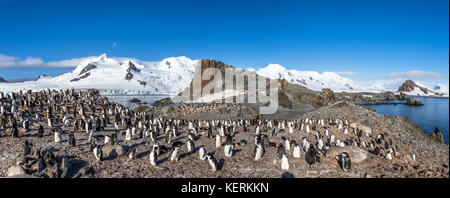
[405,99,424,106]
[7,166,26,177]
[349,122,372,136]
[327,146,368,164]
[102,144,126,159]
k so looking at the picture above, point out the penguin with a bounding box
[104,135,111,145]
[271,128,277,137]
[187,132,195,141]
[88,130,94,142]
[93,145,103,161]
[224,142,234,158]
[68,133,76,147]
[372,146,380,155]
[199,146,207,160]
[152,143,161,156]
[376,134,384,145]
[292,143,301,159]
[24,140,32,156]
[165,132,172,144]
[215,134,221,148]
[149,150,158,166]
[277,144,285,159]
[282,137,291,151]
[127,147,138,159]
[254,142,265,161]
[386,150,393,160]
[302,137,310,152]
[125,128,132,141]
[110,133,117,145]
[11,125,19,138]
[187,139,195,154]
[306,145,319,168]
[206,153,218,172]
[337,152,351,172]
[170,141,182,162]
[54,129,61,143]
[281,153,289,170]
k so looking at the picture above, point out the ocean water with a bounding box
[364,97,449,144]
[103,95,170,110]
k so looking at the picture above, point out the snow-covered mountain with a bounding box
[0,54,199,95]
[255,63,449,97]
[256,64,356,92]
[0,54,447,97]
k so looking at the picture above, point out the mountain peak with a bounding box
[98,53,107,61]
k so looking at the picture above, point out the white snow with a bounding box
[0,54,199,96]
[255,64,448,97]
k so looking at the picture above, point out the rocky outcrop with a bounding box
[0,76,8,83]
[79,63,97,75]
[432,127,445,144]
[326,146,368,164]
[127,62,137,72]
[70,72,91,82]
[398,80,429,94]
[405,98,424,106]
[124,71,133,81]
[319,88,336,105]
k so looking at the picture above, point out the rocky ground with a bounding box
[1,100,448,178]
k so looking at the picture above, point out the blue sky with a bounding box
[0,0,448,83]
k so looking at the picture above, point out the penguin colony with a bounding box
[0,89,411,177]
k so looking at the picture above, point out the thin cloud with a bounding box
[112,42,117,48]
[383,70,447,79]
[0,54,97,69]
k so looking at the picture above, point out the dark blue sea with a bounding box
[364,97,449,144]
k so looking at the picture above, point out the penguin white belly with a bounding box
[224,145,233,157]
[285,140,290,151]
[199,147,206,160]
[281,155,289,170]
[293,146,301,158]
[54,132,61,143]
[215,136,221,148]
[149,151,157,166]
[126,130,132,141]
[171,148,179,162]
[208,159,217,172]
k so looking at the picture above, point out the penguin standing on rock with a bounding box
[68,133,76,147]
[170,141,182,162]
[11,125,19,138]
[24,140,32,156]
[254,142,265,161]
[306,145,320,168]
[93,145,103,161]
[337,152,351,172]
[54,128,61,143]
[187,140,195,154]
[292,142,301,159]
[127,147,138,159]
[224,135,234,157]
[215,135,221,148]
[199,146,207,160]
[149,150,158,166]
[206,153,218,172]
[35,125,43,138]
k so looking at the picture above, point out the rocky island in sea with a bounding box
[0,59,447,178]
